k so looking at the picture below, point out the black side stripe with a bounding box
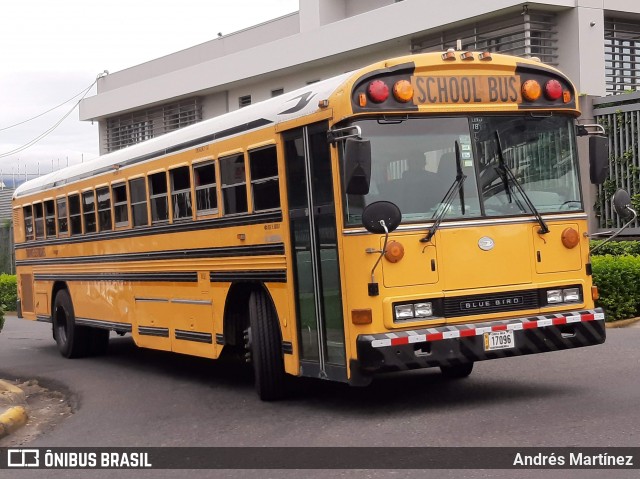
[18,243,285,267]
[74,317,133,332]
[36,315,52,323]
[15,118,274,198]
[175,330,213,344]
[34,272,198,283]
[15,211,282,249]
[210,270,287,283]
[282,341,293,355]
[215,333,225,345]
[138,326,170,338]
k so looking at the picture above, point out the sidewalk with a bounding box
[0,379,28,440]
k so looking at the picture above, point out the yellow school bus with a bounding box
[13,51,615,400]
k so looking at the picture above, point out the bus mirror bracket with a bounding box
[589,189,637,254]
[362,201,402,296]
[576,124,609,185]
[327,125,362,144]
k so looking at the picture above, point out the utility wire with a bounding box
[0,74,105,159]
[0,81,96,132]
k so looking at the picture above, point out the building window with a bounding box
[249,146,280,212]
[148,172,169,223]
[411,11,558,65]
[193,162,218,216]
[33,203,44,239]
[69,195,82,235]
[23,206,33,241]
[44,200,56,237]
[271,88,284,97]
[82,191,97,233]
[605,18,640,93]
[96,186,112,231]
[239,95,252,108]
[170,167,192,220]
[219,154,248,215]
[56,198,68,236]
[129,178,149,227]
[112,183,129,227]
[105,97,202,152]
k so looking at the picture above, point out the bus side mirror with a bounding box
[589,136,609,184]
[344,138,372,195]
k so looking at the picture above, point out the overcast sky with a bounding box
[0,0,299,183]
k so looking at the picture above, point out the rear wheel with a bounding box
[52,290,90,358]
[248,289,286,401]
[440,362,474,379]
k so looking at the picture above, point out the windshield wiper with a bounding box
[421,141,466,243]
[494,131,550,235]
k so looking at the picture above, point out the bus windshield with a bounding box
[343,115,582,226]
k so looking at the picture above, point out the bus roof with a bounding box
[14,71,353,199]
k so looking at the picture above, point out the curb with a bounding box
[605,317,640,328]
[0,380,28,440]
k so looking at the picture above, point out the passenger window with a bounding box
[112,183,129,227]
[23,206,34,241]
[44,200,56,237]
[219,154,248,215]
[148,172,169,223]
[96,186,112,231]
[129,178,148,227]
[69,195,82,235]
[249,146,280,211]
[170,167,192,220]
[33,203,44,239]
[193,162,218,216]
[56,198,68,236]
[82,191,97,233]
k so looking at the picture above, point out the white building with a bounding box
[79,0,640,154]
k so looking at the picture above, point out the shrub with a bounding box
[590,239,640,256]
[0,274,17,312]
[592,255,640,321]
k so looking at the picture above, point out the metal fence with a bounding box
[593,91,640,235]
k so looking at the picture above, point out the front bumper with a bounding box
[352,308,605,381]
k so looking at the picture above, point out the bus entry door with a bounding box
[283,123,347,382]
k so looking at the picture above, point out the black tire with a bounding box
[440,362,474,379]
[88,328,110,356]
[248,289,286,401]
[52,289,90,358]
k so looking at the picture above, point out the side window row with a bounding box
[22,146,280,240]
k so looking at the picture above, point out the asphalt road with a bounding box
[0,314,639,479]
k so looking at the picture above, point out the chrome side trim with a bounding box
[342,213,588,236]
[170,299,212,306]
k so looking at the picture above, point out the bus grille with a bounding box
[444,289,540,318]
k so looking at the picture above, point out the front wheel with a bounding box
[440,362,474,379]
[248,289,286,401]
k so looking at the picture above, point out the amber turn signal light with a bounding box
[352,309,372,325]
[561,227,580,249]
[392,80,413,103]
[591,286,600,301]
[522,79,542,102]
[384,240,405,263]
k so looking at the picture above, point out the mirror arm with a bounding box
[577,123,606,137]
[327,125,362,144]
[590,207,637,254]
[367,220,389,296]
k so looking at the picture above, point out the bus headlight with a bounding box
[394,304,414,320]
[414,302,433,317]
[563,287,581,302]
[547,290,563,304]
[394,302,434,321]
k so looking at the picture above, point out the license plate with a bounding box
[483,330,515,351]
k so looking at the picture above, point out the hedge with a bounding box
[590,239,640,256]
[0,274,14,332]
[592,255,640,321]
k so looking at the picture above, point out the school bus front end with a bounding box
[330,52,606,385]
